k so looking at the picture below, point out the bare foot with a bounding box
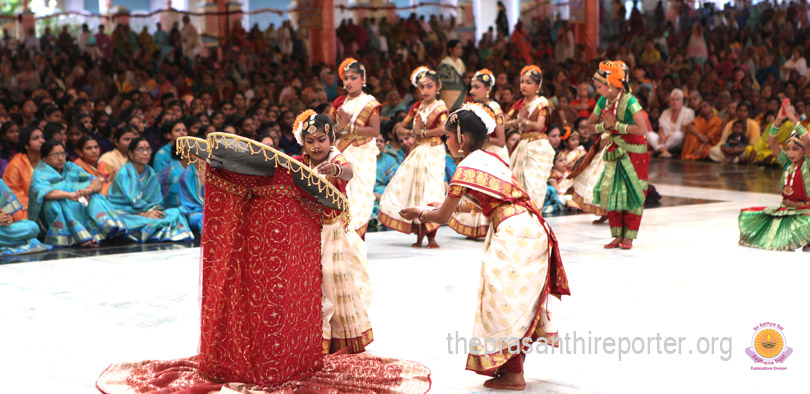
[483,373,526,391]
[803,244,810,252]
[465,236,477,240]
[659,150,672,158]
[411,239,423,248]
[593,215,608,224]
[426,238,440,249]
[604,237,623,249]
[620,238,634,250]
[80,239,97,248]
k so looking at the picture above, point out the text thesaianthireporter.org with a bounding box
[447,331,733,361]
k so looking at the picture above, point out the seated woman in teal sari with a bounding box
[107,137,194,242]
[154,120,189,208]
[178,160,205,234]
[1,178,51,255]
[29,140,126,247]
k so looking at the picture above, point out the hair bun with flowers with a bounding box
[593,60,626,90]
[410,66,431,87]
[458,102,497,135]
[293,109,318,146]
[473,68,495,91]
[338,57,365,82]
[521,65,542,78]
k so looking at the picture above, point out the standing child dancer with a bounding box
[588,60,649,250]
[739,103,810,251]
[329,58,382,238]
[401,103,569,391]
[292,110,374,353]
[379,66,449,248]
[448,68,508,239]
[505,65,556,208]
[570,65,632,223]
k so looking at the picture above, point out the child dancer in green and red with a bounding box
[588,60,649,250]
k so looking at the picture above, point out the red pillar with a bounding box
[304,0,336,67]
[574,0,599,62]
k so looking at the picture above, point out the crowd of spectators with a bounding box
[1,0,808,250]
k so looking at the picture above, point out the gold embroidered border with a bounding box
[378,211,440,234]
[489,203,528,231]
[178,133,348,212]
[451,167,525,200]
[520,131,548,142]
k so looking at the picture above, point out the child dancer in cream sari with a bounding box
[506,65,556,208]
[401,103,569,391]
[379,66,449,248]
[292,110,373,354]
[330,58,382,237]
[449,68,508,239]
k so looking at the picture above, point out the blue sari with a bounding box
[107,162,194,242]
[178,162,204,234]
[29,161,126,246]
[152,143,172,174]
[1,179,51,256]
[159,159,185,209]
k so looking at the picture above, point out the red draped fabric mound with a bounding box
[97,353,431,394]
[97,163,431,394]
[199,166,324,385]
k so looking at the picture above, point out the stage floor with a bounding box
[1,160,807,393]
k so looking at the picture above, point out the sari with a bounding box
[447,150,569,376]
[295,148,373,354]
[739,151,810,251]
[379,100,449,234]
[158,158,185,208]
[152,143,173,174]
[74,158,112,195]
[592,93,649,240]
[744,121,795,165]
[508,95,556,208]
[569,134,609,216]
[438,57,467,112]
[330,92,381,237]
[97,149,128,182]
[29,161,126,246]
[107,162,194,242]
[449,100,508,238]
[178,160,205,234]
[2,153,33,219]
[1,178,51,256]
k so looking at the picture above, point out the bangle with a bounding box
[616,122,628,134]
[334,164,342,178]
[595,122,606,134]
[769,123,780,136]
[421,129,427,138]
[349,124,356,134]
[418,209,432,223]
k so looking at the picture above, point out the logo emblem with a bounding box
[746,323,792,368]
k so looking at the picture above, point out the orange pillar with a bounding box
[574,0,599,62]
[305,0,336,67]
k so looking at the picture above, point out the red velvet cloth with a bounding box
[198,166,324,385]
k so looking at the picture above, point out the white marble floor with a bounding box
[1,184,808,394]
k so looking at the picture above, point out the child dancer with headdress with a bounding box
[329,58,382,238]
[379,66,449,248]
[569,64,633,222]
[739,102,810,251]
[400,102,569,391]
[505,65,556,208]
[588,60,649,250]
[448,68,508,239]
[292,110,374,353]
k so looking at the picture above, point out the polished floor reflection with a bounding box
[1,158,804,394]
